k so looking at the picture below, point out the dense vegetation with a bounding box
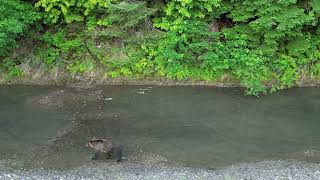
[1,0,320,95]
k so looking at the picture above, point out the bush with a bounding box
[0,0,39,57]
[147,0,320,95]
[0,58,22,80]
[2,0,320,95]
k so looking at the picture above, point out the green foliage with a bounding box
[164,0,221,19]
[272,55,299,90]
[35,0,156,32]
[2,0,320,95]
[96,2,156,29]
[37,29,85,67]
[35,0,111,24]
[145,20,271,95]
[0,58,22,80]
[0,0,39,56]
[311,63,320,78]
[35,0,157,78]
[67,59,95,76]
[227,0,316,56]
[226,0,320,92]
[148,0,320,95]
[154,0,222,31]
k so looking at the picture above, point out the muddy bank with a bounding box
[2,63,320,88]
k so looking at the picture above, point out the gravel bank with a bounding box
[1,159,320,180]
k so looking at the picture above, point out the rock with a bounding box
[36,90,65,108]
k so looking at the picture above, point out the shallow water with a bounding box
[0,86,70,169]
[0,85,320,170]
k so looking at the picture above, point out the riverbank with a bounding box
[1,159,320,180]
[2,63,320,89]
[0,63,240,88]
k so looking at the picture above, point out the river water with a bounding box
[0,85,320,171]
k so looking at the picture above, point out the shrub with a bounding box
[0,0,39,57]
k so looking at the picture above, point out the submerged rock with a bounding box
[36,90,65,108]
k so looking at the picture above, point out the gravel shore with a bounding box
[1,159,320,180]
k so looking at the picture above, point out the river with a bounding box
[0,85,320,179]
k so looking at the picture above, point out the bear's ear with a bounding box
[89,137,98,141]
